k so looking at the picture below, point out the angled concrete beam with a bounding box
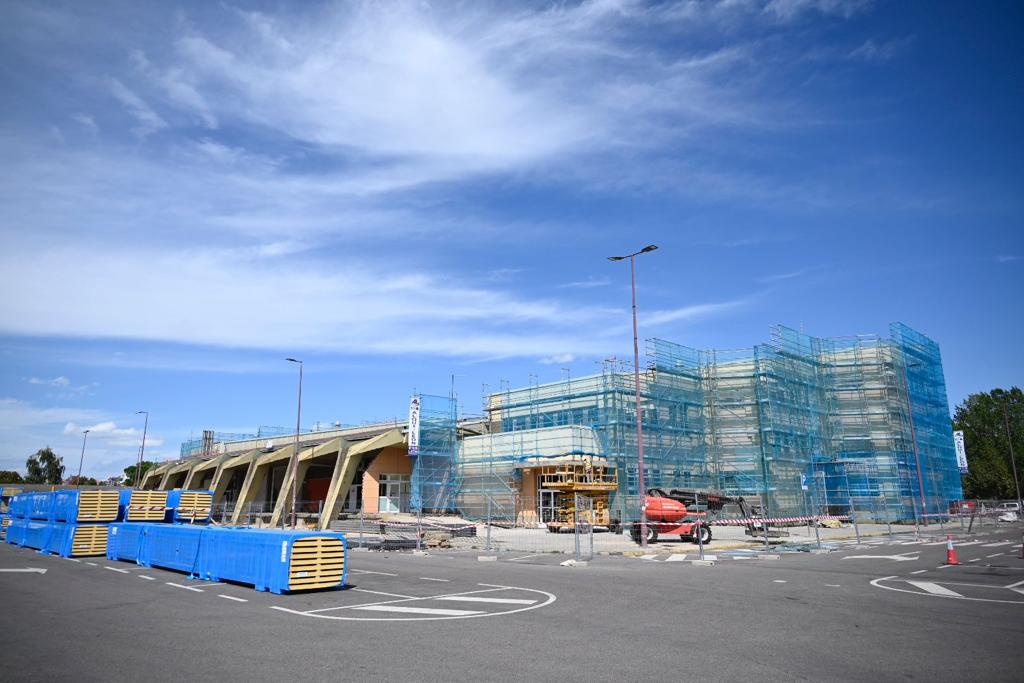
[319,429,406,530]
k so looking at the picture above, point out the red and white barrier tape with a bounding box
[711,515,850,526]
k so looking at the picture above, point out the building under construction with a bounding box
[149,322,962,525]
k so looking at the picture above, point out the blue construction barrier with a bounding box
[105,524,347,594]
[6,518,53,550]
[20,492,55,520]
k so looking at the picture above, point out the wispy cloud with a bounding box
[28,376,71,387]
[558,277,610,289]
[645,298,752,327]
[108,79,167,137]
[755,267,820,283]
[996,254,1018,263]
[539,353,576,365]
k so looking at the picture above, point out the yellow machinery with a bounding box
[541,459,620,533]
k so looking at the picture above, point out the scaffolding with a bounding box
[468,322,962,522]
[410,394,458,513]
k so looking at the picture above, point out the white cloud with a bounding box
[995,254,1018,263]
[558,277,611,289]
[28,376,71,387]
[108,79,168,137]
[645,298,751,327]
[539,353,576,365]
[0,398,103,429]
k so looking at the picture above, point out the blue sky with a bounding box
[1,0,1021,479]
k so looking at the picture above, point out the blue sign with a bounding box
[800,473,809,491]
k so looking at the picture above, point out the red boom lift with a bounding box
[630,488,756,545]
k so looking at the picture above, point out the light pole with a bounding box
[286,358,303,529]
[1000,393,1022,509]
[608,244,658,547]
[76,429,90,488]
[136,411,149,490]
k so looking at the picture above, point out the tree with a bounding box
[123,461,157,487]
[64,475,97,486]
[953,387,1023,500]
[25,447,65,485]
[0,470,24,484]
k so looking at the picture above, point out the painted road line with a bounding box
[419,577,450,582]
[842,552,919,562]
[906,581,963,598]
[104,566,130,574]
[911,569,928,575]
[1005,579,1024,590]
[954,541,985,547]
[351,588,418,599]
[982,542,1014,547]
[354,605,483,616]
[773,580,787,583]
[0,568,47,574]
[825,584,841,587]
[436,596,536,605]
[923,541,949,546]
[665,555,688,562]
[85,562,98,566]
[218,594,248,602]
[166,582,204,592]
[639,554,658,560]
[349,569,398,577]
[65,558,81,562]
[986,553,1004,558]
[968,558,981,563]
[507,554,546,562]
[900,541,925,545]
[138,575,155,580]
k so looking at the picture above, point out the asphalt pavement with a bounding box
[1,523,1022,682]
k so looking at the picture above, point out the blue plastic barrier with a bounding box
[107,523,148,562]
[22,492,55,521]
[6,518,54,550]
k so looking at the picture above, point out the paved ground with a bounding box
[1,523,1022,682]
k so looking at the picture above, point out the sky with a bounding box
[0,0,1021,480]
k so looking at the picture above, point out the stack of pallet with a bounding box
[118,489,214,524]
[0,485,23,540]
[107,524,348,594]
[4,490,120,557]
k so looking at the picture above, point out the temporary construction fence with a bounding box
[107,524,348,593]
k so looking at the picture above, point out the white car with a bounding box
[996,502,1021,522]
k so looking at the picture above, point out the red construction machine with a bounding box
[629,488,755,545]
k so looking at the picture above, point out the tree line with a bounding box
[0,447,157,487]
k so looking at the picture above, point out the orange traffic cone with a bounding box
[945,535,959,565]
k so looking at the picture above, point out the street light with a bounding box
[76,429,90,488]
[286,358,303,529]
[999,392,1022,510]
[136,411,149,490]
[608,244,658,547]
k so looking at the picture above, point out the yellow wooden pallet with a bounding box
[76,490,120,522]
[288,536,345,591]
[1,516,10,539]
[176,491,213,521]
[126,490,168,521]
[70,525,108,556]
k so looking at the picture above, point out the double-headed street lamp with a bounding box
[286,358,304,529]
[136,411,149,490]
[608,244,658,547]
[76,429,90,488]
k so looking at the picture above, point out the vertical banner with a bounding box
[408,395,421,457]
[953,430,968,474]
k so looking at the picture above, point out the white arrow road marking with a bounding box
[0,568,47,574]
[1006,579,1024,595]
[354,605,483,616]
[906,581,964,597]
[435,596,536,605]
[842,553,920,562]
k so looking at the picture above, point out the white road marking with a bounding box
[85,562,98,566]
[842,552,919,562]
[1005,579,1024,590]
[166,582,203,592]
[218,594,247,602]
[906,581,964,597]
[352,588,418,599]
[986,553,1004,558]
[825,584,841,587]
[639,554,658,560]
[773,580,787,583]
[923,541,949,546]
[65,558,81,562]
[104,566,130,574]
[419,577,450,582]
[0,568,47,574]
[910,569,928,575]
[900,541,925,545]
[982,542,1014,547]
[138,575,155,580]
[953,541,984,547]
[969,558,981,563]
[349,569,398,576]
[436,596,536,605]
[354,605,483,616]
[665,555,688,562]
[507,554,546,562]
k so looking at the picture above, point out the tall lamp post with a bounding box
[1000,393,1022,509]
[286,358,304,529]
[136,411,149,490]
[608,244,658,547]
[76,429,91,488]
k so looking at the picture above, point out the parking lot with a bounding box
[2,524,1023,682]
